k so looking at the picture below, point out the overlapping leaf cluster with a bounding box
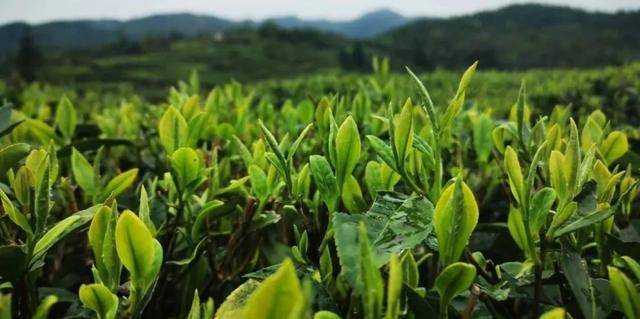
[0,59,639,319]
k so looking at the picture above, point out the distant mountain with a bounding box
[271,9,410,38]
[0,13,239,55]
[380,4,640,69]
[0,9,408,56]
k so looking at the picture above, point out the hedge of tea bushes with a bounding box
[0,61,639,318]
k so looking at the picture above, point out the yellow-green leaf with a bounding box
[435,178,479,266]
[393,98,414,167]
[242,259,305,319]
[504,146,525,204]
[435,262,476,318]
[79,283,119,319]
[55,95,77,140]
[158,106,189,154]
[335,116,361,190]
[608,266,640,319]
[600,131,628,164]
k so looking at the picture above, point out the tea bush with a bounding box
[0,60,639,318]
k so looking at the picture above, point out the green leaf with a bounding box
[0,293,9,319]
[366,135,397,171]
[313,311,340,319]
[335,116,361,189]
[187,290,202,319]
[581,117,603,150]
[341,175,367,214]
[393,98,414,167]
[561,242,608,319]
[71,148,95,195]
[529,187,556,233]
[564,119,581,195]
[386,254,403,319]
[138,186,156,237]
[0,188,32,234]
[434,179,479,266]
[358,223,383,319]
[258,120,286,165]
[115,210,160,289]
[309,155,339,212]
[507,207,528,254]
[32,295,58,319]
[504,146,525,204]
[33,155,51,235]
[609,266,640,319]
[553,204,613,238]
[454,61,478,100]
[79,283,119,319]
[333,192,435,287]
[249,164,269,202]
[98,168,138,202]
[287,123,313,161]
[441,61,477,129]
[214,280,259,319]
[0,143,30,178]
[158,106,189,154]
[89,205,121,290]
[170,147,201,191]
[26,119,64,146]
[242,258,305,319]
[191,200,229,240]
[435,262,476,318]
[406,67,438,132]
[620,256,640,283]
[55,95,77,140]
[32,204,101,267]
[540,308,566,319]
[473,114,494,163]
[600,131,628,164]
[549,151,568,200]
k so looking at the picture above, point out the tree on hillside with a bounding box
[15,27,42,82]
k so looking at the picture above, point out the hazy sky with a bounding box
[1,0,639,24]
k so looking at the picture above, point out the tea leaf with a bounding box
[504,146,525,204]
[435,178,479,266]
[309,155,339,212]
[55,95,77,140]
[358,222,383,319]
[0,188,32,234]
[335,116,361,189]
[600,131,628,164]
[435,262,476,318]
[158,106,189,154]
[32,205,101,267]
[0,143,30,178]
[115,210,159,287]
[393,99,414,167]
[242,258,305,319]
[98,168,138,202]
[608,266,640,319]
[170,147,201,191]
[79,283,119,319]
[71,148,95,195]
[386,254,403,319]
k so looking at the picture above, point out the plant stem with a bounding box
[462,285,481,319]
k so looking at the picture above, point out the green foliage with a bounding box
[1,58,639,319]
[79,283,119,319]
[242,259,306,319]
[434,178,479,266]
[434,262,476,319]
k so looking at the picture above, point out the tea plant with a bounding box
[0,60,639,319]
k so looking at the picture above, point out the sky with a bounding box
[1,0,639,24]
